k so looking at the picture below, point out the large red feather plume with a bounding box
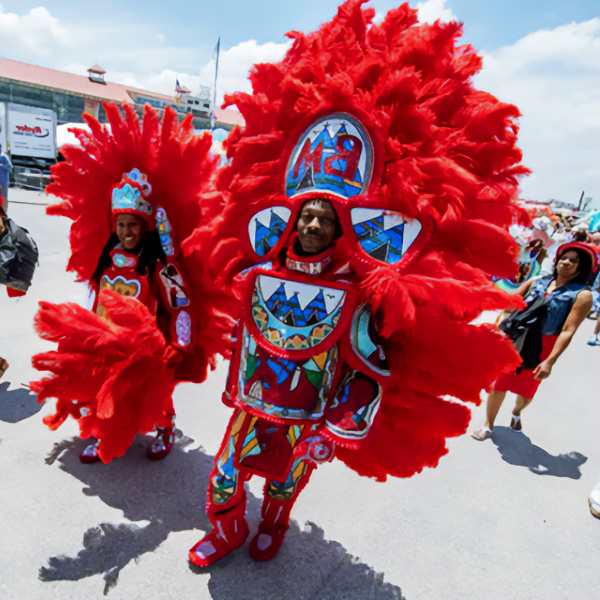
[189,1,528,479]
[45,103,232,381]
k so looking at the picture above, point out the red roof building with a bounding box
[0,57,243,129]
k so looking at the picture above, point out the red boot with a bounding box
[79,440,100,464]
[146,424,174,461]
[189,496,249,567]
[248,496,294,562]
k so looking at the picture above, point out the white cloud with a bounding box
[101,39,289,103]
[415,0,456,24]
[0,3,69,57]
[368,1,456,31]
[197,40,290,103]
[373,11,385,25]
[0,4,289,106]
[474,19,600,206]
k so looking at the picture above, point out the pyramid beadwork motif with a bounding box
[353,215,406,264]
[254,210,288,257]
[265,284,328,327]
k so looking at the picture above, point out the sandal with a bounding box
[510,415,522,431]
[471,426,492,441]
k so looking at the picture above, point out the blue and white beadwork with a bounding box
[100,274,141,297]
[285,113,373,200]
[156,206,175,256]
[349,304,390,378]
[111,183,153,218]
[125,168,152,196]
[252,274,346,350]
[248,207,292,257]
[351,208,421,265]
[112,252,137,268]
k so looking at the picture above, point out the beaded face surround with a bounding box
[110,168,177,258]
[247,112,425,269]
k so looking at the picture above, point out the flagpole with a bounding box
[211,37,221,132]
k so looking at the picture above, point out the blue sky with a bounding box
[0,0,598,206]
[1,0,598,56]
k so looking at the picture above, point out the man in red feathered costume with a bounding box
[191,188,389,565]
[187,0,528,565]
[32,104,231,465]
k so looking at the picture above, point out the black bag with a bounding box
[498,291,550,370]
[0,217,39,291]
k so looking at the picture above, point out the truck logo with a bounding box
[15,125,49,138]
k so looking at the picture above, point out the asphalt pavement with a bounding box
[1,188,598,600]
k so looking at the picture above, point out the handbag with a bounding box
[498,290,550,369]
[0,216,39,292]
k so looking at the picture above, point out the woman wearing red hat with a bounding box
[473,242,596,439]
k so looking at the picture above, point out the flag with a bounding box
[175,78,190,94]
[174,78,181,105]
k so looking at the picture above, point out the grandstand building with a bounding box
[0,58,242,129]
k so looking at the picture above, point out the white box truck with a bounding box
[5,102,57,161]
[2,102,57,189]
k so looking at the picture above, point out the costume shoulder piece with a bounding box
[206,0,528,480]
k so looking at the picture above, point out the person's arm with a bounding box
[533,289,593,380]
[153,260,194,363]
[495,277,537,325]
[516,277,537,299]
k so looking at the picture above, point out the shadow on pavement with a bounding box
[492,426,587,478]
[0,381,42,423]
[194,521,404,600]
[40,432,404,599]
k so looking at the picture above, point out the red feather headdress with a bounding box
[190,0,529,480]
[43,103,232,382]
[48,103,217,281]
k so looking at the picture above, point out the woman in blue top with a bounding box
[472,242,595,439]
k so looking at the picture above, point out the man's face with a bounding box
[296,199,338,254]
[116,214,146,250]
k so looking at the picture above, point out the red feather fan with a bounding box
[32,291,175,463]
[195,0,527,480]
